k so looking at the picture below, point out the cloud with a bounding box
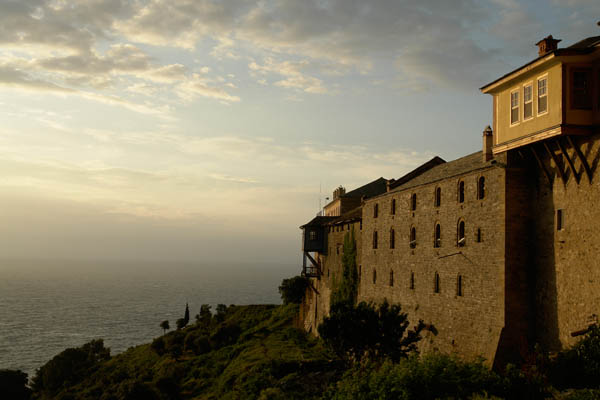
[0,64,74,92]
[176,73,240,103]
[249,58,329,94]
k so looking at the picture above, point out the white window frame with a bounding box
[510,88,520,126]
[537,74,548,116]
[523,81,533,120]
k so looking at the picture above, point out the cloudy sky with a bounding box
[0,0,598,264]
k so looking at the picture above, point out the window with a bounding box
[477,176,485,200]
[434,223,441,248]
[389,270,394,287]
[391,198,396,215]
[458,180,465,203]
[510,90,519,124]
[557,209,564,231]
[538,77,548,114]
[410,272,415,290]
[347,223,351,231]
[373,231,378,249]
[434,272,440,293]
[572,69,592,110]
[309,230,317,241]
[524,83,533,119]
[373,268,377,284]
[411,193,417,211]
[409,227,417,249]
[435,187,441,207]
[374,203,379,218]
[360,220,363,230]
[458,220,466,247]
[476,228,482,243]
[457,275,463,297]
[358,265,362,282]
[336,244,340,255]
[390,228,395,249]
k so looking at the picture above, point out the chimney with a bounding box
[536,35,561,57]
[333,186,346,200]
[483,125,493,162]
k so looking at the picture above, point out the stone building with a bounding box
[299,35,600,367]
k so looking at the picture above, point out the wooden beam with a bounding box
[543,141,567,185]
[556,138,579,183]
[567,136,593,183]
[530,145,553,186]
[304,252,321,273]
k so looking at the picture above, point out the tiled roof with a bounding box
[568,36,600,49]
[299,216,337,229]
[328,206,362,225]
[344,177,388,198]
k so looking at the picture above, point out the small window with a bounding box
[360,220,363,230]
[336,244,340,255]
[411,193,417,211]
[476,228,482,243]
[524,83,533,119]
[373,231,378,249]
[390,228,395,249]
[434,272,440,293]
[477,176,485,200]
[572,69,592,110]
[409,227,417,249]
[347,223,351,231]
[391,198,396,215]
[538,77,548,114]
[410,272,415,290]
[372,268,377,284]
[457,275,463,297]
[435,187,441,207]
[458,181,465,203]
[358,265,362,282]
[458,220,466,247]
[389,270,394,287]
[309,230,317,241]
[557,209,564,231]
[434,223,441,248]
[510,90,519,124]
[374,204,379,218]
[327,268,330,277]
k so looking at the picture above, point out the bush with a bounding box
[278,276,309,305]
[318,300,425,364]
[151,337,166,355]
[0,369,32,400]
[550,325,600,389]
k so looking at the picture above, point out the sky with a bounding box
[0,0,599,264]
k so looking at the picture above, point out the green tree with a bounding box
[278,276,309,305]
[160,320,170,335]
[184,303,190,325]
[318,300,425,364]
[215,304,227,323]
[196,304,212,325]
[330,228,358,307]
[0,369,32,400]
[176,318,187,330]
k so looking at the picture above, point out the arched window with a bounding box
[391,198,396,215]
[477,176,485,200]
[457,274,463,296]
[458,180,465,203]
[390,228,395,249]
[457,220,466,247]
[373,231,378,249]
[372,268,377,284]
[476,228,482,243]
[434,272,440,293]
[389,270,394,287]
[434,223,441,248]
[411,193,417,211]
[435,187,441,207]
[374,203,379,218]
[410,272,415,290]
[409,227,417,248]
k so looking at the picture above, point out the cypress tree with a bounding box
[184,303,190,325]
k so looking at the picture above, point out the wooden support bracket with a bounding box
[530,145,553,186]
[543,141,567,185]
[556,138,579,183]
[567,136,593,183]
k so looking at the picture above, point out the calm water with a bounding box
[0,259,297,377]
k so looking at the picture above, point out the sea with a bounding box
[0,259,297,377]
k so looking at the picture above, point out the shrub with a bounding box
[151,337,166,355]
[0,369,32,400]
[278,276,309,305]
[550,324,600,389]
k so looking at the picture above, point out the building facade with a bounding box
[299,35,600,367]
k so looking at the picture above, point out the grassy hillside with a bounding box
[34,304,342,400]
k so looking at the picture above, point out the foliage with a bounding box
[318,300,425,364]
[0,369,32,400]
[278,276,309,305]
[175,318,187,330]
[160,320,169,334]
[196,304,212,325]
[323,354,501,400]
[550,324,600,389]
[330,229,359,307]
[31,339,110,399]
[215,304,228,322]
[184,303,190,326]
